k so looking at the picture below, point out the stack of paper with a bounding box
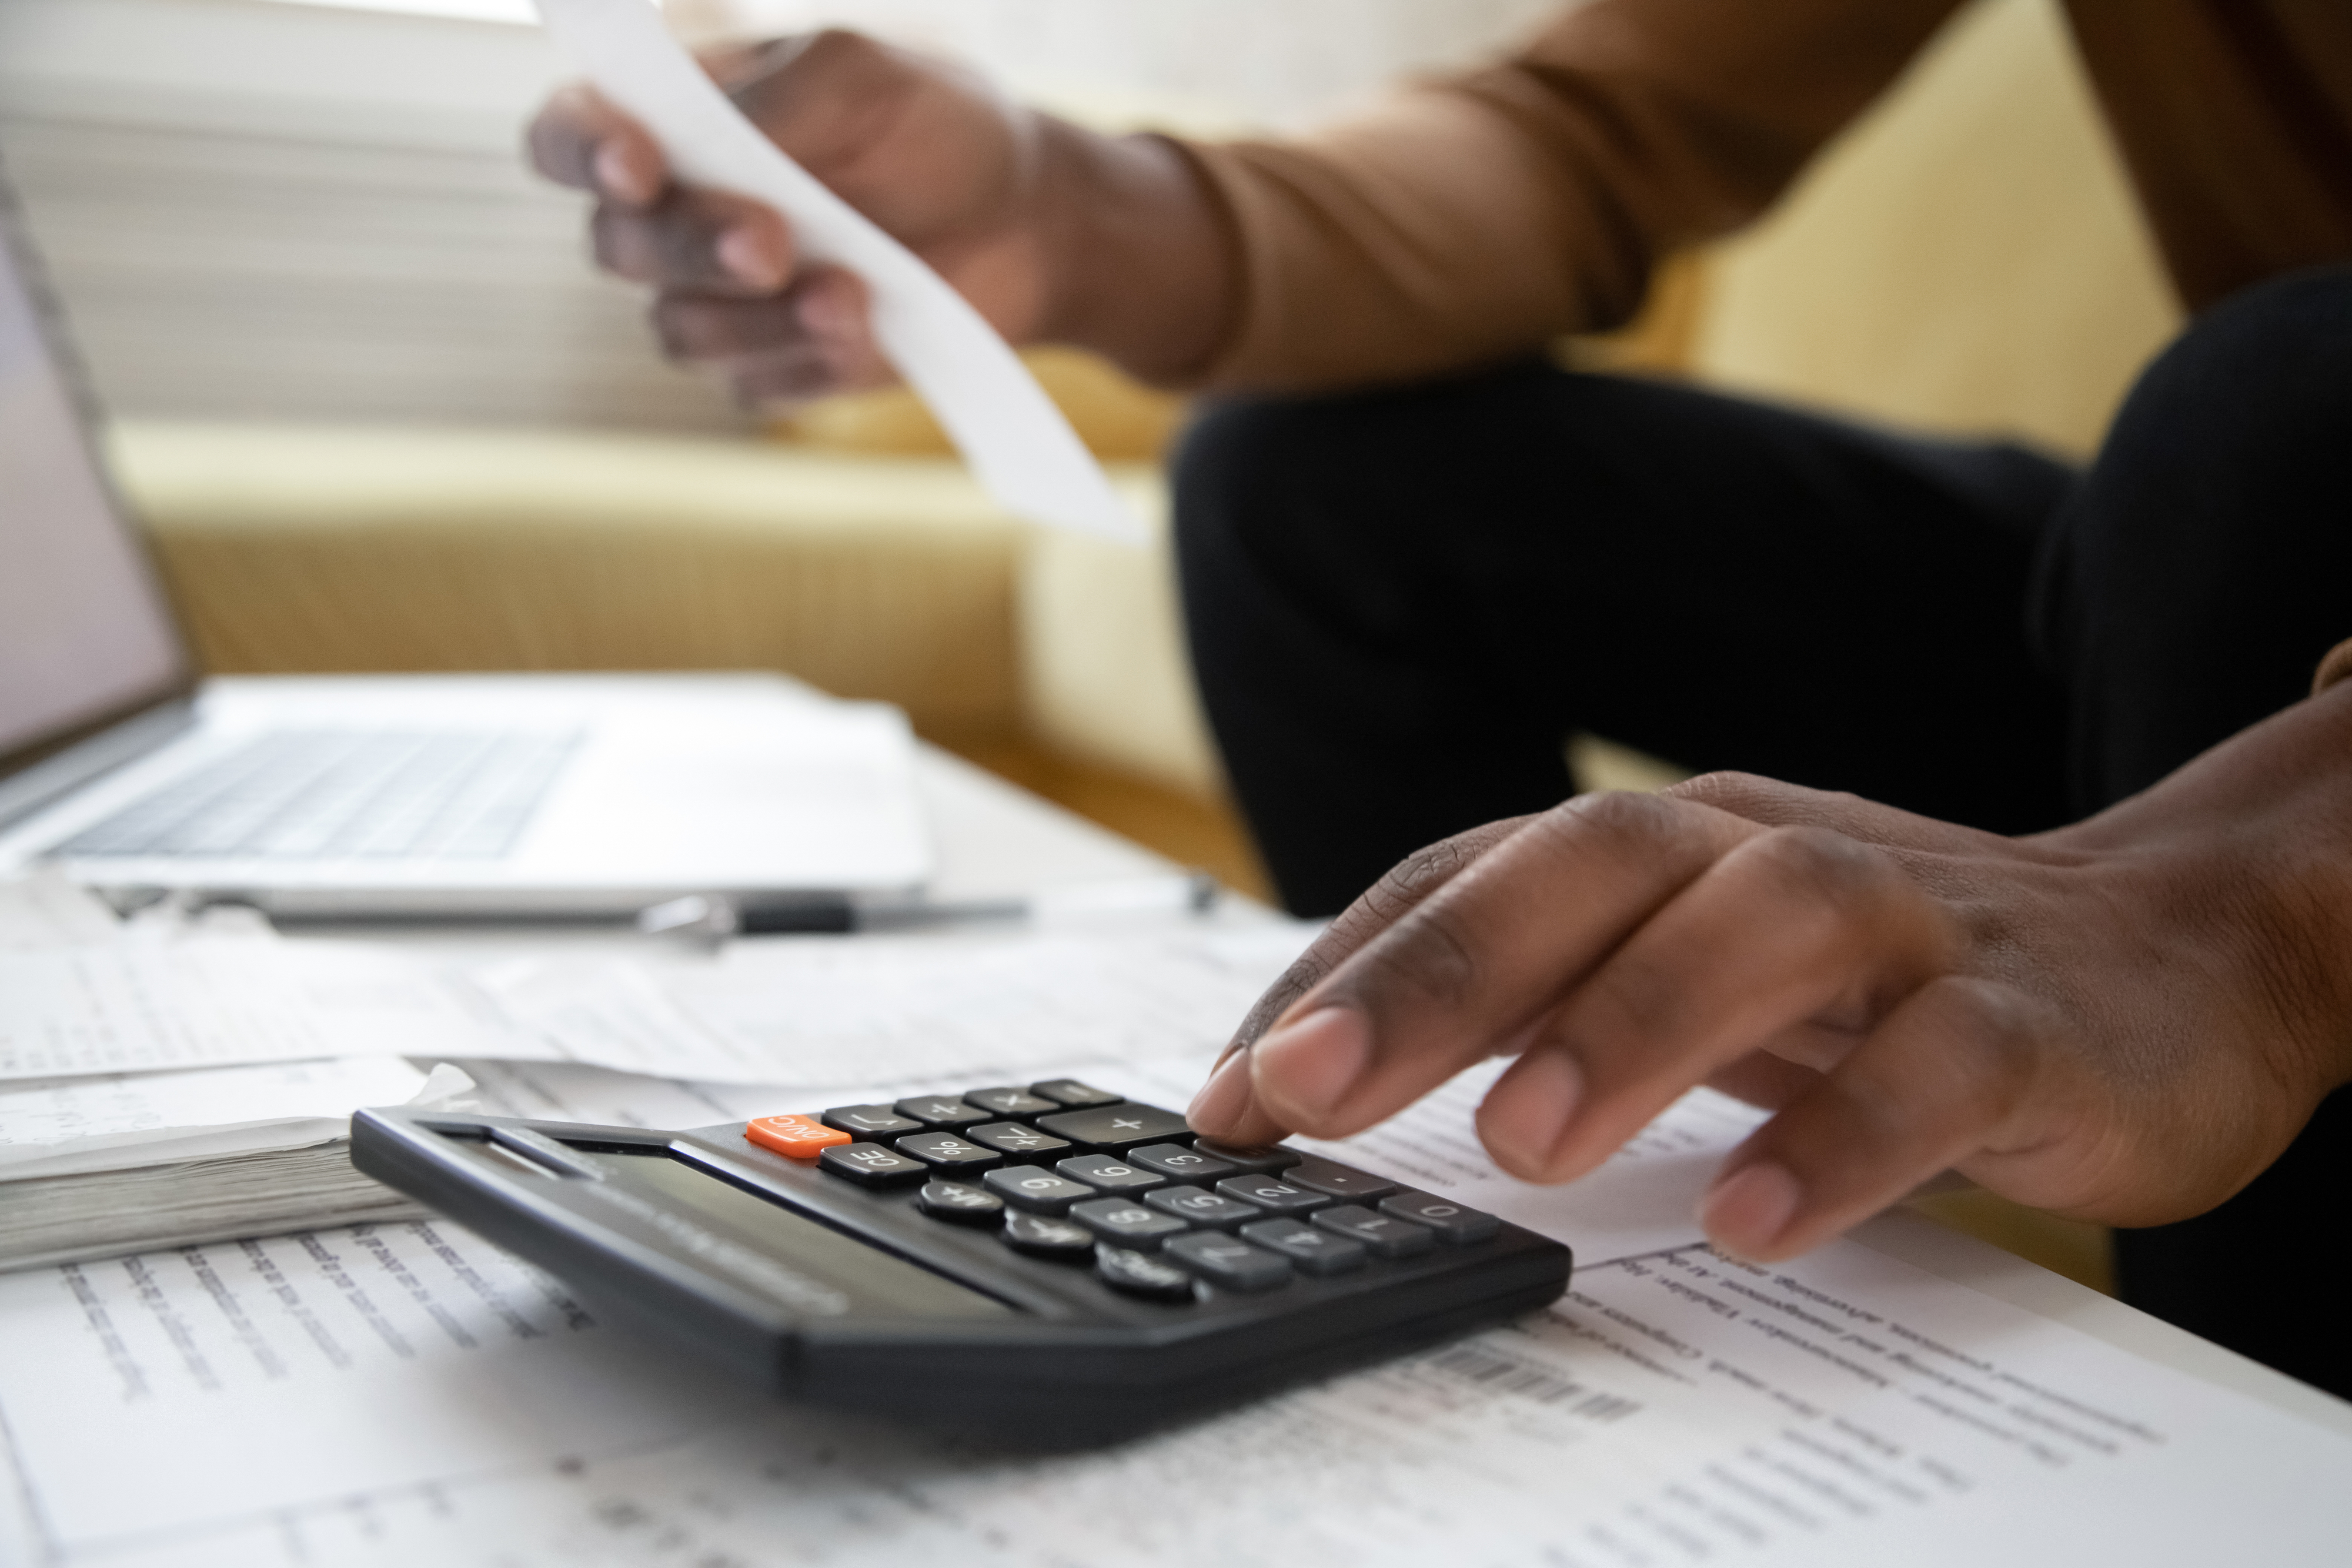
[0,874,480,1271]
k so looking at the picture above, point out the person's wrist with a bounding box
[1028,121,1237,385]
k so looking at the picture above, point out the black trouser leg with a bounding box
[2034,268,2352,1399]
[1174,360,2074,918]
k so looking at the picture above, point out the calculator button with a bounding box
[1095,1245,1197,1302]
[1069,1197,1191,1248]
[817,1142,928,1188]
[892,1132,1001,1170]
[1378,1191,1501,1244]
[1057,1154,1165,1192]
[1029,1078,1124,1108]
[963,1086,1058,1116]
[916,1180,1005,1225]
[1282,1156,1398,1202]
[1143,1185,1261,1229]
[742,1114,850,1159]
[894,1095,989,1128]
[1190,1139,1304,1174]
[1311,1204,1436,1259]
[965,1121,1073,1158]
[1239,1219,1367,1276]
[1214,1176,1327,1215]
[981,1166,1095,1214]
[1002,1212,1097,1261]
[1124,1143,1238,1182]
[1166,1232,1292,1292]
[1035,1103,1193,1152]
[821,1104,923,1138]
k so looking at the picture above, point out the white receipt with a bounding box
[532,0,1142,543]
[2,1076,2347,1567]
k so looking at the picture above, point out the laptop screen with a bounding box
[0,200,189,765]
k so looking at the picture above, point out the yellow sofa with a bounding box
[119,0,2167,1293]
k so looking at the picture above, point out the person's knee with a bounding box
[2111,266,2352,477]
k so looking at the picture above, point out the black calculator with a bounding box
[351,1079,1572,1440]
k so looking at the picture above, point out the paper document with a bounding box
[532,0,1141,543]
[0,1057,439,1181]
[470,921,1319,1085]
[3,1067,2347,1567]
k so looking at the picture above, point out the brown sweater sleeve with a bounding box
[1182,0,1969,392]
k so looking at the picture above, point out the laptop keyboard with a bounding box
[57,730,584,862]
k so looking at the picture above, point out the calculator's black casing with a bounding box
[350,1107,1572,1443]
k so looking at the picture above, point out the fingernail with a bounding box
[1479,1049,1584,1176]
[593,140,652,203]
[1186,1050,1252,1132]
[1251,1007,1369,1121]
[716,225,783,289]
[1701,1161,1803,1259]
[797,282,855,339]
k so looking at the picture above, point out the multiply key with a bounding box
[963,1086,1058,1116]
[1029,1078,1123,1108]
[1039,1103,1194,1152]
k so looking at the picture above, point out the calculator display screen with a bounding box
[580,1147,1015,1321]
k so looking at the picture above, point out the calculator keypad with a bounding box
[776,1081,1501,1302]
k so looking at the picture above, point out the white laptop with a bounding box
[0,172,931,918]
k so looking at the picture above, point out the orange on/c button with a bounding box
[744,1114,852,1159]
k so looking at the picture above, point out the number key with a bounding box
[1378,1190,1501,1244]
[1239,1219,1367,1276]
[1214,1175,1325,1215]
[981,1166,1095,1214]
[1165,1232,1291,1292]
[1142,1185,1261,1229]
[1125,1142,1237,1182]
[1070,1197,1190,1248]
[1057,1154,1164,1192]
[1311,1204,1435,1259]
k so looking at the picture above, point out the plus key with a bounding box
[1036,1102,1194,1153]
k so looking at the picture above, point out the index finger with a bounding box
[527,83,667,205]
[1241,792,1763,1142]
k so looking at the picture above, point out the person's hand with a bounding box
[1188,686,2352,1261]
[526,31,1231,405]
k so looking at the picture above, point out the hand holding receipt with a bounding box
[530,0,1141,542]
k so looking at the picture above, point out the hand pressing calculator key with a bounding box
[352,1081,1571,1442]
